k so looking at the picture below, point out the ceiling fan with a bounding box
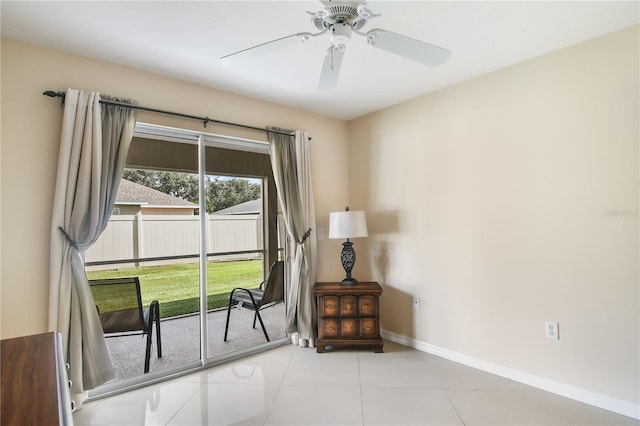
[220,0,452,91]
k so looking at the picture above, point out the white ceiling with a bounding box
[2,1,638,120]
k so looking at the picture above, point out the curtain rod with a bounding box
[42,90,300,138]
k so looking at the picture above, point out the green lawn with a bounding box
[87,260,263,318]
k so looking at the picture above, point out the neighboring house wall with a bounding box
[113,205,140,216]
[113,205,195,215]
[139,207,195,216]
[349,25,639,411]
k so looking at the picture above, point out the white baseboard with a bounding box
[381,329,640,420]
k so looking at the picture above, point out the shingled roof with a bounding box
[117,179,197,207]
[213,198,262,215]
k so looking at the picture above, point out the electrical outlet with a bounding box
[413,296,420,309]
[545,321,559,340]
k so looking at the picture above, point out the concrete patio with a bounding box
[105,303,286,380]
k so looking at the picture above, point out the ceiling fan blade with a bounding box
[221,33,314,64]
[318,44,346,91]
[365,29,451,67]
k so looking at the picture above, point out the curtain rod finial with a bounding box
[43,90,63,97]
[43,90,66,107]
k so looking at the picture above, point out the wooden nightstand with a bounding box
[314,281,383,353]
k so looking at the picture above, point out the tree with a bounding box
[123,169,261,213]
[208,177,261,212]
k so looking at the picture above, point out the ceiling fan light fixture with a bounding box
[330,22,352,45]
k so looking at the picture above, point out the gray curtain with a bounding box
[268,128,317,345]
[49,89,137,403]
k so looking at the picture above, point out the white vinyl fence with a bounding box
[86,214,263,270]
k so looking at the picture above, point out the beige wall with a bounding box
[349,25,639,406]
[0,38,349,339]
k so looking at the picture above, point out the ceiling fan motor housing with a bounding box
[314,1,368,32]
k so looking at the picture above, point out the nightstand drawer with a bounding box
[322,319,340,337]
[341,319,358,338]
[360,319,377,338]
[341,296,358,316]
[322,296,339,316]
[359,295,375,316]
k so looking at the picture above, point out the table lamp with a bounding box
[329,207,368,285]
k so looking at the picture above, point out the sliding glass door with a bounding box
[204,175,286,358]
[86,172,202,382]
[85,123,287,395]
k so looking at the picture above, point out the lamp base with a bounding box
[340,277,358,286]
[340,240,358,286]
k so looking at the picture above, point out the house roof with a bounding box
[117,179,197,208]
[213,198,262,215]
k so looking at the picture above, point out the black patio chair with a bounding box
[88,277,162,374]
[223,260,284,342]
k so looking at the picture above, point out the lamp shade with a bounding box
[329,210,368,239]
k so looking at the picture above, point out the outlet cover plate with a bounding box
[545,321,559,340]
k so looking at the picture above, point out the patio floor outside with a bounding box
[105,303,286,380]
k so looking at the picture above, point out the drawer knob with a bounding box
[71,400,76,412]
[67,380,72,389]
[363,304,369,308]
[327,304,334,309]
[346,304,351,309]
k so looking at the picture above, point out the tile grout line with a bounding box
[164,380,203,426]
[358,351,365,426]
[529,388,571,426]
[424,353,467,425]
[258,342,296,425]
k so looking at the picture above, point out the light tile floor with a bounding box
[73,341,639,426]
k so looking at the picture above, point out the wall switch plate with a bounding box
[545,321,559,340]
[317,227,324,240]
[413,296,420,309]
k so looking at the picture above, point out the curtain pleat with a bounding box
[49,89,137,404]
[268,128,317,345]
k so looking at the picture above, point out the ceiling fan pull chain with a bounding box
[331,46,335,71]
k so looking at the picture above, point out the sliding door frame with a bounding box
[87,123,288,401]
